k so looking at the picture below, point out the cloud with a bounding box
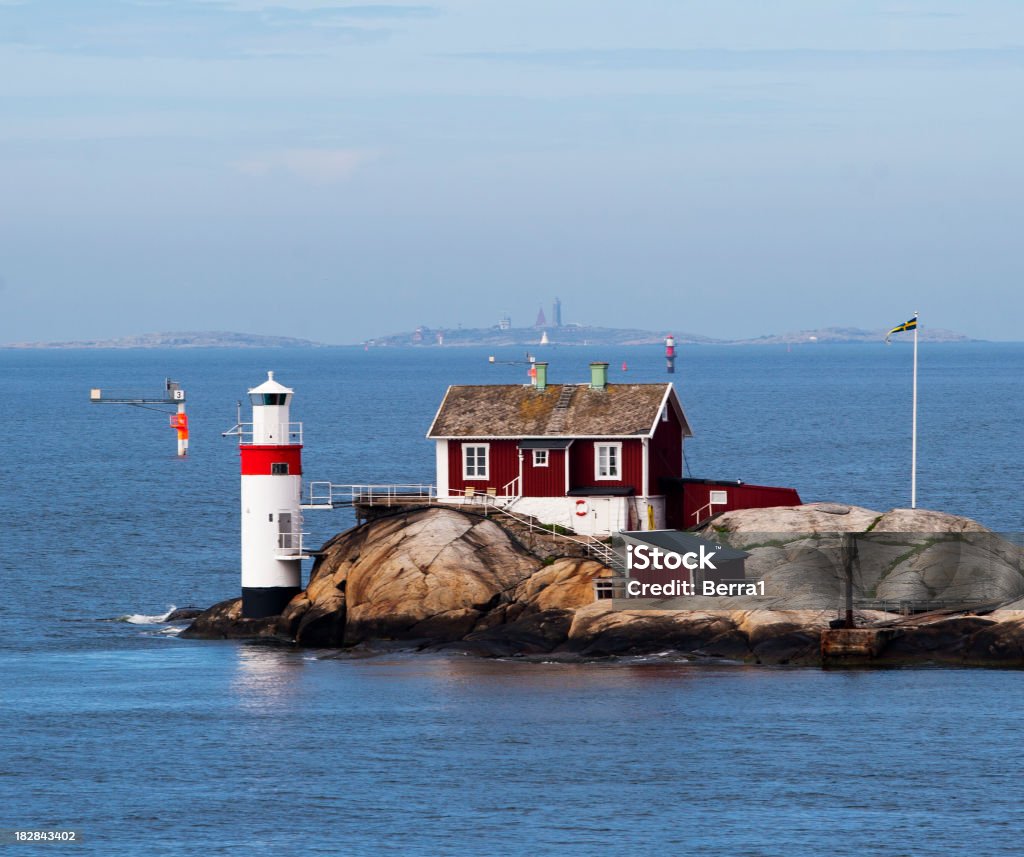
[449,46,1024,72]
[233,147,375,182]
[189,1,437,16]
[0,1,422,59]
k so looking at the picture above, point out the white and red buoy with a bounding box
[235,372,306,618]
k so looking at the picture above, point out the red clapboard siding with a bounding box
[682,481,803,527]
[569,439,644,493]
[448,440,520,494]
[648,406,682,496]
[521,448,566,497]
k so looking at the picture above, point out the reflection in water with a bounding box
[321,650,761,692]
[231,644,307,709]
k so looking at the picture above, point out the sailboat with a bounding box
[539,331,549,345]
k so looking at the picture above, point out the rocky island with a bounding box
[183,504,1024,667]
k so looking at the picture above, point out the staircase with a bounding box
[479,497,626,574]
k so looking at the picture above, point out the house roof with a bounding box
[427,383,694,439]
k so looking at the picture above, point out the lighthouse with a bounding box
[235,372,306,618]
[665,334,676,374]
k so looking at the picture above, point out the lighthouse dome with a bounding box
[248,371,294,405]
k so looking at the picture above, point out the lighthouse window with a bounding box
[463,444,489,480]
[271,462,289,475]
[251,393,288,405]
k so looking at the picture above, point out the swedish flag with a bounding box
[885,316,918,343]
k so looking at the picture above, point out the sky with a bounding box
[1,0,1022,344]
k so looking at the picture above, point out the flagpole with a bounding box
[911,311,918,509]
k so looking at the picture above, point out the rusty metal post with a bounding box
[843,532,858,629]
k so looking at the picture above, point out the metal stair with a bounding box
[481,498,626,574]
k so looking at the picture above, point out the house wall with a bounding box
[681,481,803,528]
[521,448,566,497]
[447,439,520,495]
[568,438,644,492]
[648,405,683,495]
[508,495,665,536]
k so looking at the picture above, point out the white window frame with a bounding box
[462,443,490,480]
[532,449,549,467]
[595,442,622,480]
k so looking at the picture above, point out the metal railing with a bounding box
[478,499,627,573]
[300,480,624,575]
[275,528,310,558]
[222,421,304,445]
[691,501,718,525]
[502,476,521,501]
[304,483,437,508]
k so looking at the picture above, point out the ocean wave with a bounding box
[119,606,177,625]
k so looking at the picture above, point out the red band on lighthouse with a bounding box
[240,445,304,476]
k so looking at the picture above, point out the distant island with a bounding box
[3,325,977,349]
[364,324,976,348]
[3,331,324,349]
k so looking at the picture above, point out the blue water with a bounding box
[3,343,1024,855]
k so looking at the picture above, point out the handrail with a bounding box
[300,480,624,572]
[223,421,303,445]
[483,501,626,573]
[304,483,438,508]
[691,501,714,524]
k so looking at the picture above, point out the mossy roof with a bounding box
[427,383,693,439]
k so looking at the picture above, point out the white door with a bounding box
[590,498,616,535]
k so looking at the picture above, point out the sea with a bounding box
[2,342,1023,856]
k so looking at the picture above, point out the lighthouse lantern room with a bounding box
[231,371,308,618]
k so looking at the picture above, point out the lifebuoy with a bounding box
[575,499,588,517]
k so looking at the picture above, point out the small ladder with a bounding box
[545,384,580,433]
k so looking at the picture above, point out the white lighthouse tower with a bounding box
[235,371,307,618]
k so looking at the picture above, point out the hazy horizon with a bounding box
[3,1,1022,344]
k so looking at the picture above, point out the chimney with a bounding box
[534,362,548,391]
[589,361,609,390]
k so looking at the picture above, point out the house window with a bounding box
[533,449,549,467]
[271,462,289,475]
[595,443,621,480]
[463,444,489,480]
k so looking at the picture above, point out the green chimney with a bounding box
[589,362,609,390]
[534,362,548,391]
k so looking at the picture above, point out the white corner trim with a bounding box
[435,439,449,497]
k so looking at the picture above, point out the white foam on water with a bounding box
[121,606,177,625]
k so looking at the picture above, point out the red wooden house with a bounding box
[427,362,693,535]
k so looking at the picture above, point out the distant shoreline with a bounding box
[2,325,988,350]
